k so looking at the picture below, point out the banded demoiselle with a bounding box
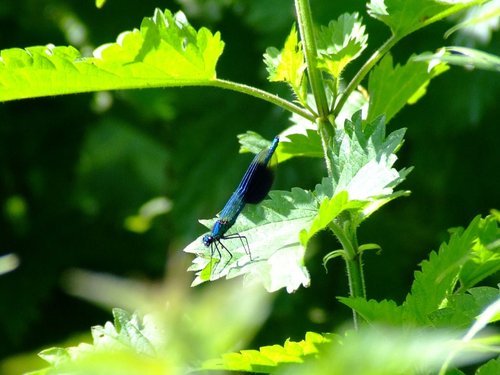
[202,136,279,267]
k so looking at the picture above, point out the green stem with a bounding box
[294,0,330,121]
[330,222,366,329]
[333,34,399,117]
[213,78,315,122]
[317,118,334,177]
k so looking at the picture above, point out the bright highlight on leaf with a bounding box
[413,46,500,72]
[367,0,487,38]
[264,25,308,107]
[316,13,368,78]
[0,8,224,101]
[201,332,329,372]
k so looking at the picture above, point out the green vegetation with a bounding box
[0,0,499,374]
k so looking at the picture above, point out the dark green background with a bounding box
[0,0,498,365]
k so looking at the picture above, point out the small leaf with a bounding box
[264,25,306,94]
[0,8,224,101]
[316,13,368,78]
[367,0,487,38]
[367,54,449,124]
[413,46,500,72]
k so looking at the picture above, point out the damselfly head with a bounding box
[202,234,213,247]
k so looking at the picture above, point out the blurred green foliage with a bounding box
[0,0,498,372]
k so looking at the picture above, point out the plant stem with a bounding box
[294,0,330,121]
[213,78,315,122]
[333,34,399,117]
[330,222,366,329]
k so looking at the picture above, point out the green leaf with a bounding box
[444,1,500,42]
[476,357,500,375]
[367,0,487,38]
[264,24,307,102]
[238,125,323,163]
[413,46,500,72]
[428,287,500,328]
[0,8,224,101]
[338,297,405,325]
[460,215,500,289]
[316,13,368,78]
[328,113,411,225]
[200,331,330,373]
[403,216,484,325]
[184,188,318,293]
[367,54,449,124]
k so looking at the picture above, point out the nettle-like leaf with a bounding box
[341,215,500,329]
[184,188,317,293]
[459,215,500,289]
[312,112,411,231]
[0,8,224,101]
[316,13,368,78]
[367,0,487,38]
[403,215,491,325]
[413,46,500,72]
[39,308,162,373]
[338,297,404,325]
[367,54,449,124]
[185,113,410,292]
[264,25,307,102]
[428,286,500,328]
[200,332,330,373]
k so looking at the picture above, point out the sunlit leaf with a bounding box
[367,0,487,38]
[201,332,330,372]
[0,8,224,101]
[316,13,368,78]
[184,188,317,293]
[413,46,500,72]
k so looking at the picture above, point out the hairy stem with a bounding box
[294,0,330,121]
[330,222,366,329]
[213,78,315,122]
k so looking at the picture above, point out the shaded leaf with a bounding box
[367,54,449,124]
[338,297,404,325]
[403,216,483,325]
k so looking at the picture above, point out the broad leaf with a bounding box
[367,54,449,124]
[0,8,224,101]
[367,0,487,38]
[413,46,500,72]
[316,13,368,78]
[184,188,317,293]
